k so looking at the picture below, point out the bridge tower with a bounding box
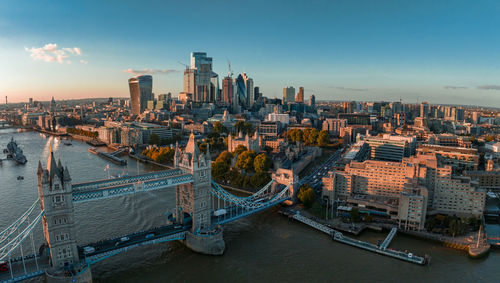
[37,148,79,268]
[174,133,225,255]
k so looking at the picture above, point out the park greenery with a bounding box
[213,121,228,135]
[425,214,480,236]
[234,121,254,136]
[67,127,98,138]
[297,184,315,208]
[285,128,330,147]
[141,146,175,164]
[211,148,272,189]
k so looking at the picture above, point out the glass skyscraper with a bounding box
[128,75,153,115]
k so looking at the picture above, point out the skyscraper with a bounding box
[254,86,261,102]
[210,74,220,102]
[236,74,247,108]
[128,75,153,115]
[296,87,304,103]
[183,68,196,97]
[222,76,235,106]
[242,73,254,108]
[190,52,212,70]
[184,52,217,103]
[420,102,430,118]
[308,94,316,108]
[283,86,295,104]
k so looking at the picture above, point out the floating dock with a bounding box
[88,147,127,165]
[292,213,428,265]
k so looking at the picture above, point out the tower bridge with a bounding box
[0,133,294,283]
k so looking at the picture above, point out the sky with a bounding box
[1,0,500,106]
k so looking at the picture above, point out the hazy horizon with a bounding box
[2,0,500,105]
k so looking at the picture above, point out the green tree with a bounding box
[215,151,233,165]
[234,145,248,155]
[236,150,256,171]
[297,184,315,208]
[213,121,228,134]
[234,121,254,136]
[254,153,271,172]
[149,133,161,145]
[212,160,230,182]
[485,135,495,142]
[250,171,272,187]
[350,207,361,223]
[317,130,330,147]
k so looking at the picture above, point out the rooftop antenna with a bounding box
[227,60,233,77]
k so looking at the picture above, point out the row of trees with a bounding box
[67,127,98,138]
[285,128,330,147]
[425,214,480,236]
[141,147,175,164]
[211,148,272,188]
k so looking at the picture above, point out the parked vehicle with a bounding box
[83,246,95,254]
[0,260,9,272]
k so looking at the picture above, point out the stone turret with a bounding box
[174,132,225,255]
[37,148,92,282]
[37,147,79,268]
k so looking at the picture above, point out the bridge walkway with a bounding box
[380,227,397,250]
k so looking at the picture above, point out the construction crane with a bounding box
[227,60,233,77]
[178,61,189,70]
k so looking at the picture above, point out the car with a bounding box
[408,253,413,258]
[120,236,130,242]
[174,225,182,229]
[0,260,8,272]
[145,233,155,239]
[83,246,95,255]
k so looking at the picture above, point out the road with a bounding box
[299,146,346,194]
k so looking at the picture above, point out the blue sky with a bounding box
[1,0,500,106]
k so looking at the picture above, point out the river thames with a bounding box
[0,129,499,282]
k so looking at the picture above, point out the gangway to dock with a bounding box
[380,227,397,250]
[291,212,427,265]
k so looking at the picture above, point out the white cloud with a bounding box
[25,43,83,64]
[123,68,179,75]
[80,59,88,64]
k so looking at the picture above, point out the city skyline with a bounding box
[2,0,500,106]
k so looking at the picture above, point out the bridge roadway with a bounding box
[78,224,190,261]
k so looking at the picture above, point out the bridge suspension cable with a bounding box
[210,181,291,210]
[0,199,40,245]
[0,210,44,261]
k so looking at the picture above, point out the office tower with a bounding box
[195,63,211,102]
[364,134,417,162]
[29,98,33,105]
[190,52,212,70]
[420,102,430,118]
[184,52,216,103]
[391,101,402,114]
[210,74,220,102]
[242,73,254,108]
[254,86,261,102]
[183,68,196,97]
[236,74,247,108]
[455,107,465,121]
[283,86,295,104]
[296,87,304,103]
[222,76,234,105]
[128,75,153,115]
[308,94,316,108]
